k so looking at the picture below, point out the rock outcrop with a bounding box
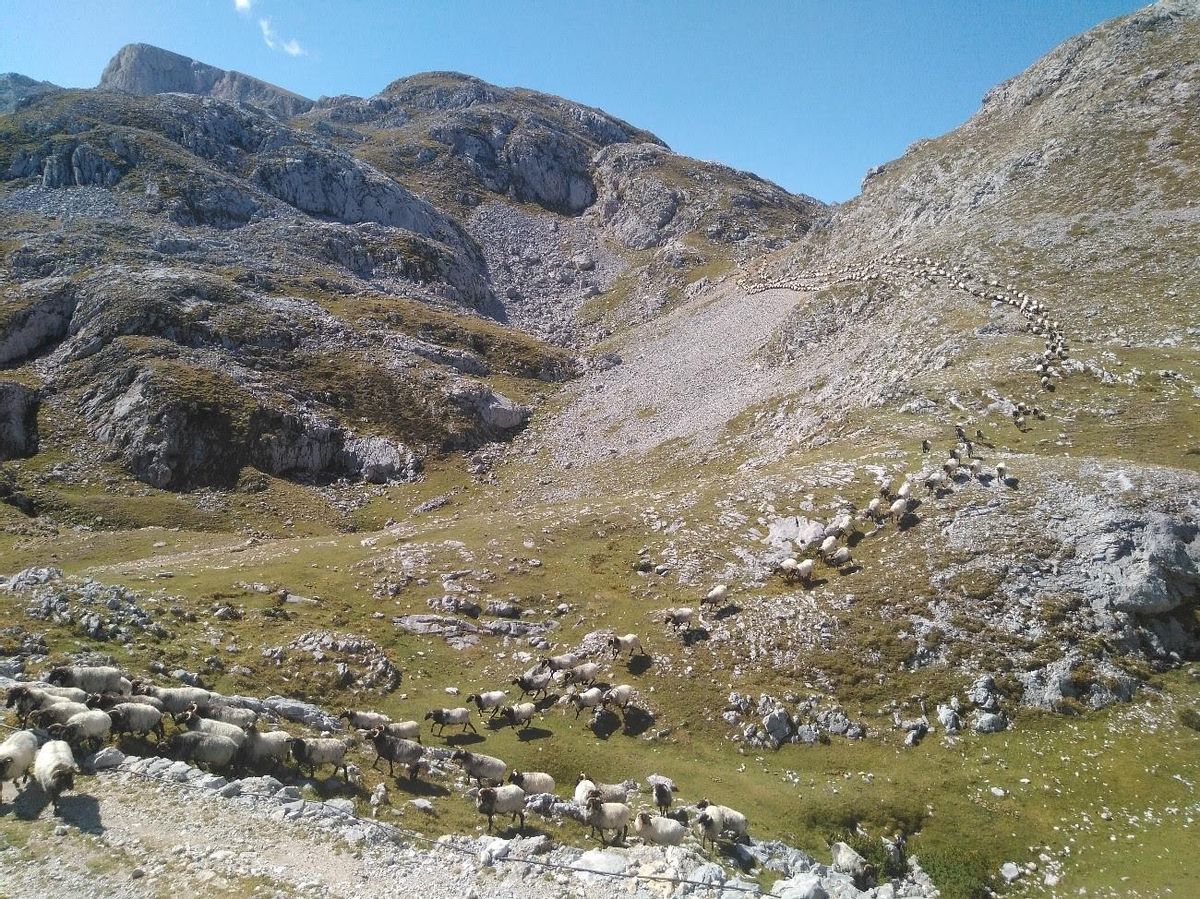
[0,382,40,459]
[99,43,313,118]
[0,72,62,115]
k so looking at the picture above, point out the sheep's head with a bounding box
[508,771,521,784]
[450,749,467,762]
[366,726,383,739]
[423,710,437,721]
[466,694,479,703]
[47,668,69,686]
[478,787,496,802]
[636,811,652,825]
[46,723,65,738]
[697,812,713,828]
[696,798,710,809]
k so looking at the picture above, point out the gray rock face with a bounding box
[0,382,40,460]
[41,144,121,189]
[0,72,62,114]
[0,280,78,365]
[341,436,419,484]
[448,382,530,432]
[99,44,313,118]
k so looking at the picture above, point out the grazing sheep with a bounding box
[174,710,247,748]
[89,692,164,712]
[424,707,477,736]
[501,702,537,730]
[289,738,350,779]
[702,584,729,606]
[557,662,601,687]
[450,749,506,786]
[107,703,165,741]
[818,535,838,558]
[696,801,749,850]
[165,731,238,772]
[132,684,212,714]
[383,720,421,742]
[969,459,982,477]
[888,498,908,523]
[477,784,526,832]
[6,686,64,723]
[339,709,390,731]
[237,730,293,773]
[603,684,636,711]
[924,472,944,494]
[996,461,1008,480]
[943,458,960,477]
[188,702,257,731]
[33,740,77,813]
[585,793,631,845]
[574,775,598,803]
[664,608,695,630]
[48,710,112,753]
[509,770,555,795]
[565,686,605,718]
[48,666,123,695]
[828,547,853,569]
[366,728,423,778]
[634,811,686,846]
[653,780,677,814]
[580,775,628,804]
[863,498,883,521]
[466,691,509,718]
[538,653,579,672]
[511,667,553,699]
[608,634,647,659]
[0,730,38,794]
[897,482,912,499]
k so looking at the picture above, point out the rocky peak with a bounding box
[0,72,62,114]
[98,43,313,118]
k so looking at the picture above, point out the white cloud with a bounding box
[258,17,306,56]
[233,0,252,12]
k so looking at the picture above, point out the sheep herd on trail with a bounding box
[2,651,756,854]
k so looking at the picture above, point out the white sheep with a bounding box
[585,793,631,845]
[366,728,424,779]
[579,775,628,803]
[511,667,553,698]
[828,547,853,569]
[189,701,257,730]
[996,461,1008,480]
[608,634,647,659]
[424,707,477,735]
[50,709,112,752]
[289,737,351,779]
[33,740,77,813]
[107,702,164,740]
[564,686,605,718]
[384,720,422,742]
[466,690,509,718]
[696,801,749,850]
[237,730,293,772]
[30,701,91,728]
[477,784,526,832]
[557,662,601,687]
[509,770,555,795]
[451,749,506,786]
[501,702,537,730]
[702,584,729,606]
[574,775,598,804]
[48,666,123,695]
[339,709,390,731]
[0,729,38,794]
[888,498,908,523]
[175,710,248,748]
[819,535,838,557]
[634,811,686,846]
[663,608,695,630]
[133,684,212,714]
[603,684,636,711]
[538,653,579,672]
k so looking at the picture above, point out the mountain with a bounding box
[0,72,62,114]
[98,42,314,118]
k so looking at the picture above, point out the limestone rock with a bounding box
[0,382,40,460]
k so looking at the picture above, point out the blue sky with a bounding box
[2,0,1143,202]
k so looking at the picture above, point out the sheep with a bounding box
[48,666,124,695]
[921,439,931,453]
[924,472,944,494]
[450,749,506,786]
[538,653,578,672]
[289,738,351,779]
[48,710,112,753]
[943,458,960,477]
[107,702,165,741]
[383,720,422,743]
[862,498,883,521]
[565,686,604,718]
[366,728,424,779]
[653,780,677,814]
[608,634,647,659]
[0,730,38,794]
[466,690,509,718]
[696,801,749,850]
[557,662,601,687]
[132,684,212,714]
[509,770,555,795]
[897,482,912,499]
[888,498,908,523]
[664,608,695,630]
[165,731,238,772]
[603,684,636,711]
[702,584,729,606]
[585,793,631,845]
[33,740,77,813]
[188,702,257,731]
[89,692,164,712]
[634,811,686,846]
[7,685,87,721]
[339,709,391,731]
[579,775,628,803]
[174,709,248,748]
[425,707,476,736]
[828,547,853,569]
[501,702,537,730]
[818,535,838,558]
[996,461,1008,480]
[512,667,553,699]
[237,730,293,773]
[477,784,526,832]
[30,701,91,728]
[969,459,982,477]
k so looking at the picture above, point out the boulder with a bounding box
[262,696,342,732]
[830,841,870,881]
[974,712,1008,734]
[773,874,830,899]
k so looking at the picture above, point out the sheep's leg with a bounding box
[465,721,478,734]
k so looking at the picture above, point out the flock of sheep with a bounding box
[2,645,754,854]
